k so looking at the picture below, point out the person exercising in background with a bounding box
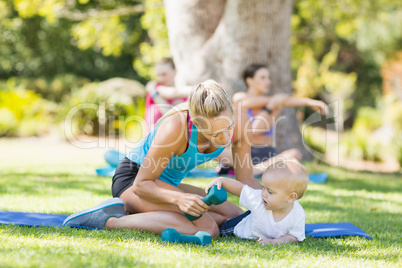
[144,58,191,133]
[216,63,328,176]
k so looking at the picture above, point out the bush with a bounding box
[0,107,18,136]
[59,81,145,138]
[353,106,383,132]
[387,100,402,167]
[0,88,56,137]
[302,126,327,155]
[0,75,90,103]
[342,131,383,162]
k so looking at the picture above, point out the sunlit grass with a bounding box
[0,160,401,267]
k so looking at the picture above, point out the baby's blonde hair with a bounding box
[160,79,233,128]
[264,158,309,199]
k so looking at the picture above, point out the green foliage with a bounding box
[339,107,384,162]
[0,74,90,102]
[394,136,402,167]
[60,82,145,138]
[353,107,383,132]
[13,0,60,22]
[292,0,401,117]
[385,96,402,132]
[0,1,146,82]
[134,0,170,80]
[302,126,327,155]
[384,95,402,166]
[340,131,383,162]
[0,0,400,142]
[294,44,358,124]
[0,84,56,137]
[71,16,127,57]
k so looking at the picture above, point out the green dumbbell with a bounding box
[161,228,212,246]
[184,185,227,221]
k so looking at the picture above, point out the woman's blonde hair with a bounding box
[160,79,233,128]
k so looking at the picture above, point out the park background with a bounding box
[0,0,401,170]
[0,1,401,267]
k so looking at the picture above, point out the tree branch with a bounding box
[56,5,144,21]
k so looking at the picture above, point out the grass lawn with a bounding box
[0,139,401,267]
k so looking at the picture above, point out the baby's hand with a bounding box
[258,237,273,245]
[205,177,224,194]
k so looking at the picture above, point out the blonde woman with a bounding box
[64,80,261,237]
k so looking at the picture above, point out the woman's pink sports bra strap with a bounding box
[187,112,192,144]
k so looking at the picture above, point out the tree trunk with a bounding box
[164,0,309,157]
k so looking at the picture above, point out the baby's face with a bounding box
[261,173,291,211]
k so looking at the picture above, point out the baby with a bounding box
[206,158,309,245]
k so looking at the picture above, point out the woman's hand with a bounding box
[146,81,158,94]
[310,100,328,115]
[177,193,209,217]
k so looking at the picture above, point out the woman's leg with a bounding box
[177,183,243,226]
[117,179,220,236]
[119,179,185,214]
[105,210,220,237]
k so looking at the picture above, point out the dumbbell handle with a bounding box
[184,185,226,221]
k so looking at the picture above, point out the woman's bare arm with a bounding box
[282,97,328,114]
[231,109,263,189]
[205,177,244,197]
[132,113,209,216]
[156,85,192,99]
[232,92,271,110]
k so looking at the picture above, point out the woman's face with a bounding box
[196,111,235,147]
[156,63,176,86]
[247,68,271,94]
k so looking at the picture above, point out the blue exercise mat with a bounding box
[0,211,371,239]
[96,166,116,177]
[104,150,125,168]
[96,165,328,184]
[305,222,372,239]
[0,211,68,227]
[95,150,125,176]
[98,150,328,183]
[186,169,328,183]
[0,211,95,230]
[308,173,328,183]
